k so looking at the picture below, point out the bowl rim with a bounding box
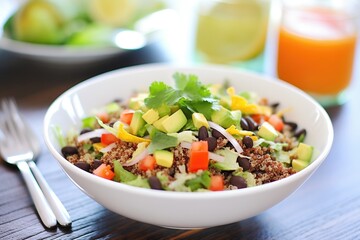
[43,63,334,199]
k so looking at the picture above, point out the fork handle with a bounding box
[28,161,72,227]
[16,161,57,228]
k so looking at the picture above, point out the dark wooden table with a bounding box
[0,38,360,239]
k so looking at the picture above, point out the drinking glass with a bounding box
[277,0,359,107]
[194,0,271,72]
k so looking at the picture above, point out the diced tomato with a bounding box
[97,112,110,123]
[267,114,284,132]
[188,141,209,173]
[93,164,115,180]
[209,175,224,191]
[101,133,118,145]
[251,114,269,124]
[138,155,156,171]
[120,109,134,125]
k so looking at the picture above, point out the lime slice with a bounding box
[13,0,64,44]
[88,0,136,27]
[195,0,270,63]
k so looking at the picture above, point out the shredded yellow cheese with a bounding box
[227,87,272,116]
[226,125,254,136]
[117,123,151,143]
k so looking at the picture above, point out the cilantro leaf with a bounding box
[144,73,220,118]
[145,86,182,108]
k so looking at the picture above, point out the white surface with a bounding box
[43,64,334,229]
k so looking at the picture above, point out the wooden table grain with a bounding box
[0,41,360,240]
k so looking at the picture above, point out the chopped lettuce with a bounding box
[167,171,211,192]
[212,148,240,171]
[185,170,211,191]
[254,138,288,151]
[96,117,117,136]
[168,130,196,144]
[168,173,195,192]
[113,160,152,188]
[113,160,136,183]
[125,176,150,189]
[233,171,256,187]
[147,130,178,153]
[274,151,291,164]
[156,171,170,190]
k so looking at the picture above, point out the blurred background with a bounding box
[0,0,359,106]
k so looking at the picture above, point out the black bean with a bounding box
[205,137,217,152]
[148,176,163,190]
[198,126,209,140]
[80,128,92,135]
[92,159,102,170]
[270,102,280,109]
[211,128,224,139]
[294,129,307,140]
[229,176,247,189]
[284,121,298,131]
[61,146,78,157]
[169,167,176,177]
[242,136,253,148]
[113,98,123,103]
[240,118,249,130]
[90,137,101,143]
[244,116,257,131]
[226,141,234,149]
[237,157,251,171]
[221,171,233,178]
[74,162,90,172]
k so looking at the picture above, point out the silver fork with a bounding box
[0,99,71,228]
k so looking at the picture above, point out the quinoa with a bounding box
[60,75,312,192]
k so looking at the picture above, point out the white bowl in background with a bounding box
[43,64,333,229]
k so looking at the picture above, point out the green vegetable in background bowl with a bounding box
[4,0,166,46]
[10,0,65,44]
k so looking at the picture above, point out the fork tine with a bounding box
[10,99,41,155]
[2,99,41,156]
[1,99,23,146]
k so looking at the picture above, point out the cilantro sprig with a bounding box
[144,73,220,119]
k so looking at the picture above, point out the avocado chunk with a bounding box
[130,111,146,136]
[142,109,159,124]
[210,106,241,129]
[162,109,187,133]
[192,112,209,129]
[154,150,174,168]
[153,115,169,132]
[157,104,171,117]
[292,159,309,172]
[296,143,314,162]
[258,122,279,141]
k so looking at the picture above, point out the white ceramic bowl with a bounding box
[43,64,333,229]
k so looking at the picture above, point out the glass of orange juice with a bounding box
[277,0,359,107]
[194,0,271,72]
